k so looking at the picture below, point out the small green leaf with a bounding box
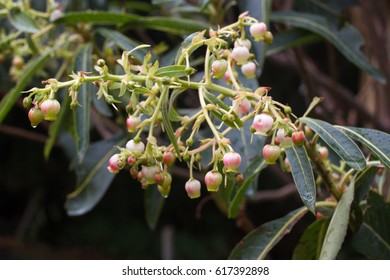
[285,145,316,214]
[73,44,93,164]
[160,86,181,160]
[0,50,51,124]
[8,9,40,33]
[155,65,194,78]
[144,185,165,230]
[352,191,390,259]
[65,133,127,216]
[293,218,330,260]
[300,117,366,170]
[337,126,390,169]
[228,156,267,218]
[320,180,354,259]
[96,28,146,62]
[229,207,308,259]
[270,11,385,83]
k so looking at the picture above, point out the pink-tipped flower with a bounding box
[185,179,201,199]
[162,151,176,166]
[292,130,306,147]
[241,61,256,78]
[250,22,267,40]
[262,144,281,164]
[233,98,251,115]
[211,59,228,78]
[107,154,121,174]
[234,39,252,50]
[126,116,141,133]
[252,113,274,135]
[223,152,241,171]
[141,165,159,183]
[28,107,44,127]
[40,99,61,121]
[205,171,223,192]
[275,128,293,147]
[231,46,250,65]
[126,139,145,154]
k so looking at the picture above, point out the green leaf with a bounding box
[270,11,385,83]
[352,191,390,259]
[0,50,51,124]
[229,207,308,259]
[337,126,390,169]
[293,218,330,260]
[160,86,181,160]
[8,9,40,33]
[144,185,165,230]
[65,133,127,216]
[300,117,366,170]
[96,28,146,62]
[73,44,93,164]
[155,65,195,78]
[354,166,379,202]
[267,28,322,56]
[228,156,267,218]
[56,11,209,35]
[238,0,272,75]
[320,180,354,259]
[285,145,316,214]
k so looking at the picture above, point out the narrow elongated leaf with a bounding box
[96,28,145,62]
[144,186,165,230]
[293,218,330,260]
[65,133,127,216]
[267,28,322,56]
[270,11,385,83]
[300,117,366,170]
[285,145,316,214]
[320,180,354,259]
[73,44,93,164]
[160,87,181,160]
[229,207,308,259]
[337,126,390,169]
[352,191,390,259]
[155,65,195,78]
[56,12,209,35]
[0,50,51,124]
[238,0,272,75]
[8,9,40,33]
[228,156,267,218]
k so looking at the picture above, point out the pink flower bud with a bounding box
[141,165,159,183]
[252,113,274,135]
[262,144,281,164]
[40,99,61,121]
[205,171,223,192]
[292,130,306,147]
[126,116,141,133]
[234,39,252,50]
[126,139,145,153]
[233,98,251,115]
[275,128,292,147]
[318,146,329,160]
[28,107,44,128]
[223,152,241,171]
[185,179,201,199]
[231,46,250,65]
[211,59,228,78]
[250,22,267,40]
[107,154,121,173]
[241,61,256,78]
[162,151,176,166]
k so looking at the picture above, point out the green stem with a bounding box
[198,87,222,143]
